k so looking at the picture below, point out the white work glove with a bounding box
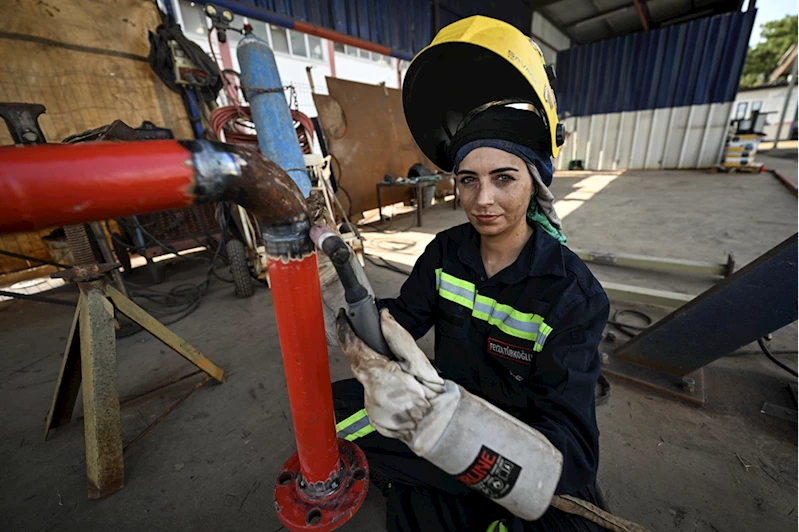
[335,308,444,440]
[336,308,563,521]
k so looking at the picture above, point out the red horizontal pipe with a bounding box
[0,141,195,234]
[294,20,393,57]
[268,252,340,485]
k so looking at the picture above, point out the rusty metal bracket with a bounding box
[51,262,121,283]
[0,102,46,144]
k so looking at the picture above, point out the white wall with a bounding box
[732,85,798,141]
[334,54,400,90]
[531,12,570,66]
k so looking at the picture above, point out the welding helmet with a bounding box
[403,15,565,171]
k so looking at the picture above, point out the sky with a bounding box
[749,0,798,46]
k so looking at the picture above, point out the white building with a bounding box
[731,83,798,141]
[172,0,406,119]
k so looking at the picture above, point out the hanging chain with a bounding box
[239,84,298,110]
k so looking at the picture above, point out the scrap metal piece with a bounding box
[313,79,436,219]
[573,248,731,277]
[51,262,121,283]
[760,403,798,423]
[0,102,46,144]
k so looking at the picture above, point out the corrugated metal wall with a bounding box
[554,10,756,170]
[228,0,432,56]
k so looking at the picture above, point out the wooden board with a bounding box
[0,0,193,275]
[314,78,443,220]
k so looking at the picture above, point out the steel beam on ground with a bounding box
[573,249,733,277]
[615,234,798,376]
[600,281,695,308]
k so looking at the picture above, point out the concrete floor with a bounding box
[1,163,797,532]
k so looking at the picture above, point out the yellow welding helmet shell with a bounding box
[403,16,564,170]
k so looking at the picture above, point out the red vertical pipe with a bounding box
[268,252,340,485]
[327,39,337,78]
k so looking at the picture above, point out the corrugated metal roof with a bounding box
[214,0,744,58]
[541,0,743,45]
[555,9,756,116]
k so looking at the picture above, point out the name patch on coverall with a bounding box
[487,338,533,364]
[456,445,522,498]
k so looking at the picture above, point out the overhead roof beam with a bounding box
[521,0,569,9]
[633,0,650,30]
[521,0,576,43]
[565,4,635,30]
[588,0,620,34]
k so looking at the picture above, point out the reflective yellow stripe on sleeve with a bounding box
[336,409,375,441]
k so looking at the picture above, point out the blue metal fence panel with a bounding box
[556,10,756,117]
[227,0,432,57]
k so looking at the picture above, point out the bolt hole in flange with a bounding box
[306,508,322,525]
[352,468,366,481]
[277,471,294,486]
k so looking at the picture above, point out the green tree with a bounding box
[740,15,798,89]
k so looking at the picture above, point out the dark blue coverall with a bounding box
[333,222,609,531]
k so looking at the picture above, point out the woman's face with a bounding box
[456,147,534,238]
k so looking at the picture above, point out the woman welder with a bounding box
[333,16,610,532]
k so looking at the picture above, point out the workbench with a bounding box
[375,177,457,227]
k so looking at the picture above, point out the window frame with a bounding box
[264,24,325,62]
[334,44,391,65]
[735,102,748,120]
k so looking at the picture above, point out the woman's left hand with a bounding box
[379,309,445,396]
[335,308,444,440]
